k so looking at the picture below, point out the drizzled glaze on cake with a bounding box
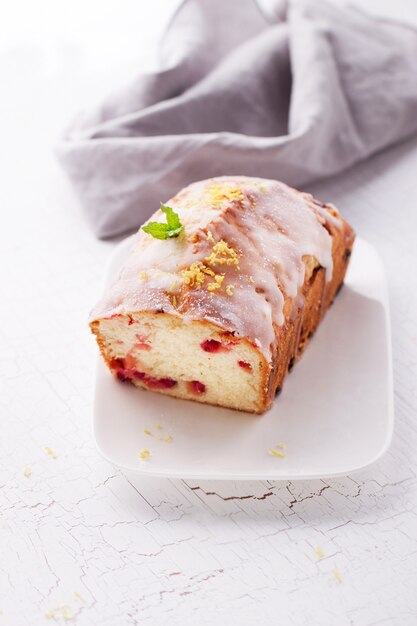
[90,177,341,359]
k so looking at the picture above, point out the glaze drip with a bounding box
[90,177,340,359]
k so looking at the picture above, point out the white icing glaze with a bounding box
[90,177,341,360]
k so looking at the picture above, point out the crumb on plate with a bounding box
[268,448,286,458]
[44,446,57,459]
[333,567,342,584]
[73,591,84,603]
[44,604,72,620]
[139,449,151,461]
[315,546,325,560]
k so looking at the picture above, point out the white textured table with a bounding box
[1,2,417,625]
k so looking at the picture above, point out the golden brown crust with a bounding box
[262,206,355,412]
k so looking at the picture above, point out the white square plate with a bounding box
[93,236,393,480]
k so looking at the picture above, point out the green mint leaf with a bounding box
[142,222,169,239]
[142,204,183,239]
[160,204,181,231]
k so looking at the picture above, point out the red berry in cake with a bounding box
[116,371,132,383]
[134,370,176,389]
[238,360,252,372]
[188,380,206,394]
[200,339,232,353]
[110,357,125,370]
[144,375,177,389]
[150,377,177,389]
[135,334,152,350]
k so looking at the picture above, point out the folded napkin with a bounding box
[56,0,417,238]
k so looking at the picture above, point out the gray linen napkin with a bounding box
[56,0,417,238]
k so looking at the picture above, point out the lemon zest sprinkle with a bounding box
[205,240,239,267]
[315,546,325,560]
[180,261,216,290]
[225,284,235,297]
[268,448,286,458]
[139,449,151,460]
[44,604,72,620]
[138,271,148,281]
[333,567,342,584]
[207,274,225,292]
[44,446,57,459]
[144,429,152,436]
[73,592,85,603]
[206,184,244,206]
[180,262,208,289]
[23,467,32,478]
